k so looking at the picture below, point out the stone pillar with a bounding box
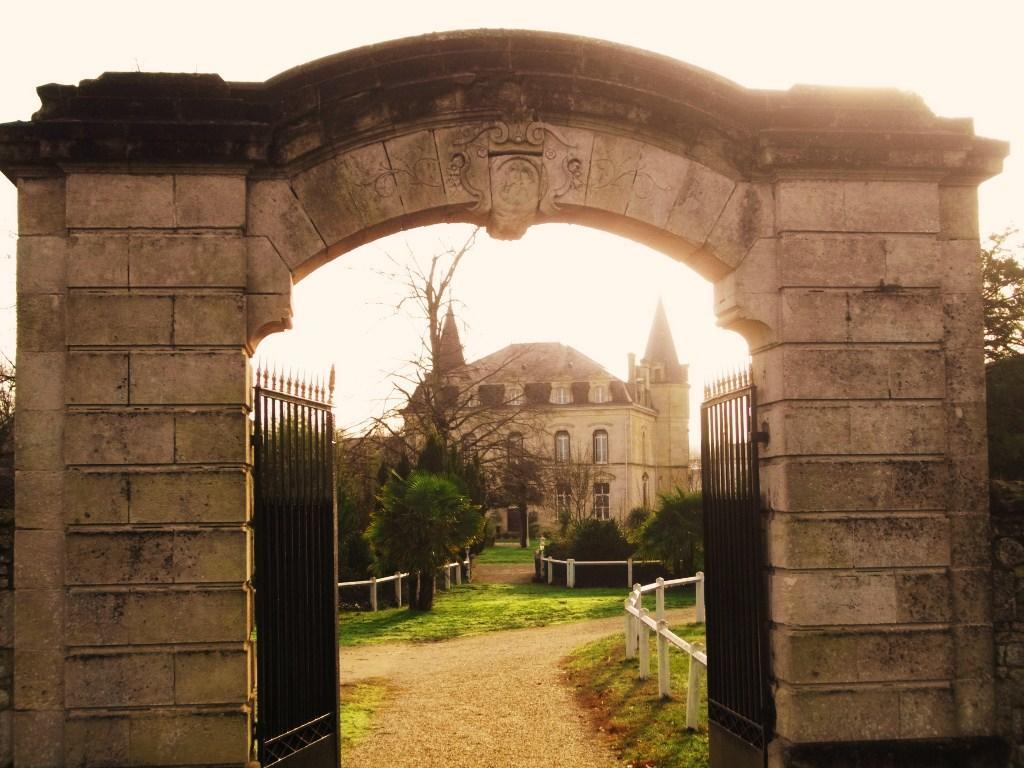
[14,171,255,766]
[738,178,997,763]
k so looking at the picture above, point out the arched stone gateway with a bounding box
[0,30,1009,767]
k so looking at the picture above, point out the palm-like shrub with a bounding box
[636,490,703,576]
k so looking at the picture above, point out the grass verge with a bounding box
[339,582,695,646]
[340,678,389,752]
[562,625,709,768]
[473,543,538,564]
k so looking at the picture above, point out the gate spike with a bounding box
[328,364,336,403]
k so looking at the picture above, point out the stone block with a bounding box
[174,174,246,228]
[17,294,65,352]
[248,179,326,274]
[772,346,945,401]
[0,591,11,647]
[775,684,900,742]
[247,293,292,351]
[340,143,406,230]
[246,237,292,294]
[66,174,174,229]
[779,235,884,287]
[384,130,447,215]
[15,410,64,471]
[705,182,774,268]
[290,156,365,248]
[950,568,993,625]
[13,530,63,589]
[129,235,246,288]
[955,678,995,736]
[66,531,174,586]
[174,649,248,704]
[17,352,66,411]
[65,590,128,646]
[939,185,979,240]
[883,236,943,287]
[17,237,67,294]
[770,514,949,569]
[896,571,952,622]
[66,352,128,405]
[623,142,691,230]
[174,411,248,463]
[434,124,485,208]
[777,180,939,233]
[950,513,991,569]
[172,294,246,346]
[64,471,129,525]
[900,686,957,738]
[14,589,63,649]
[18,177,66,236]
[65,412,174,466]
[65,715,130,767]
[66,235,129,287]
[13,710,64,768]
[128,709,249,766]
[541,125,594,209]
[66,294,172,346]
[129,470,248,524]
[948,455,989,515]
[65,651,173,708]
[945,343,986,404]
[129,351,247,405]
[173,528,247,583]
[940,240,983,292]
[666,159,735,247]
[586,133,644,214]
[779,289,943,343]
[127,588,247,644]
[0,710,9,768]
[13,649,63,709]
[954,625,995,681]
[773,570,900,626]
[15,471,64,530]
[765,459,947,513]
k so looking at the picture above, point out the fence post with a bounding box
[395,573,402,608]
[624,599,635,659]
[444,564,452,591]
[370,576,378,612]
[686,659,702,729]
[547,558,554,585]
[416,571,421,604]
[456,562,462,586]
[657,619,670,698]
[627,557,633,588]
[656,576,665,623]
[567,558,575,588]
[638,608,650,680]
[696,571,705,624]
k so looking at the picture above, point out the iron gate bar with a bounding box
[253,367,339,767]
[701,370,771,767]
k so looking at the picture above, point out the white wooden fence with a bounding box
[624,573,707,729]
[537,549,661,588]
[338,553,471,611]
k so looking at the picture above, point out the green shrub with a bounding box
[567,518,634,560]
[636,489,703,576]
[988,356,1024,480]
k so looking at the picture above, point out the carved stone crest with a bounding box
[446,119,584,240]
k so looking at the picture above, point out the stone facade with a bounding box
[0,30,1008,767]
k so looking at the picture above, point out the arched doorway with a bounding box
[2,29,1007,767]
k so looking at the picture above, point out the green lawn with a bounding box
[473,543,538,564]
[339,582,695,646]
[563,625,709,768]
[340,678,388,752]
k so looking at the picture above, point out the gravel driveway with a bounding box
[340,606,696,767]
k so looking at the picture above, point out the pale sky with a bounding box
[1,1,1021,433]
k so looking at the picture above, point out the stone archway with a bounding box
[0,30,1008,767]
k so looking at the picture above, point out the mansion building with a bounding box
[434,301,691,534]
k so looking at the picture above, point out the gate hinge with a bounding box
[754,422,770,445]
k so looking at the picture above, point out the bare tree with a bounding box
[0,355,13,446]
[544,445,595,533]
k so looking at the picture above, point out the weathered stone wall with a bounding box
[992,481,1024,765]
[1,422,14,768]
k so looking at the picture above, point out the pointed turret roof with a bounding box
[437,305,466,373]
[642,299,685,383]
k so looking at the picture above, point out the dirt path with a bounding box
[470,561,534,584]
[340,606,696,767]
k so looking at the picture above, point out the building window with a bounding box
[594,482,610,520]
[508,386,524,406]
[642,473,650,510]
[555,484,570,514]
[641,429,648,465]
[552,386,571,404]
[592,384,608,403]
[593,429,609,464]
[554,430,570,462]
[507,432,524,464]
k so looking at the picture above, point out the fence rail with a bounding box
[338,556,470,611]
[536,549,663,588]
[624,573,707,729]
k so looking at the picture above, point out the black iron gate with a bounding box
[253,366,339,767]
[701,369,771,768]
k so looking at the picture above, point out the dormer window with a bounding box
[507,386,524,406]
[591,384,608,404]
[552,386,571,405]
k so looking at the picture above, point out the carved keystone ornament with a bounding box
[446,119,584,239]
